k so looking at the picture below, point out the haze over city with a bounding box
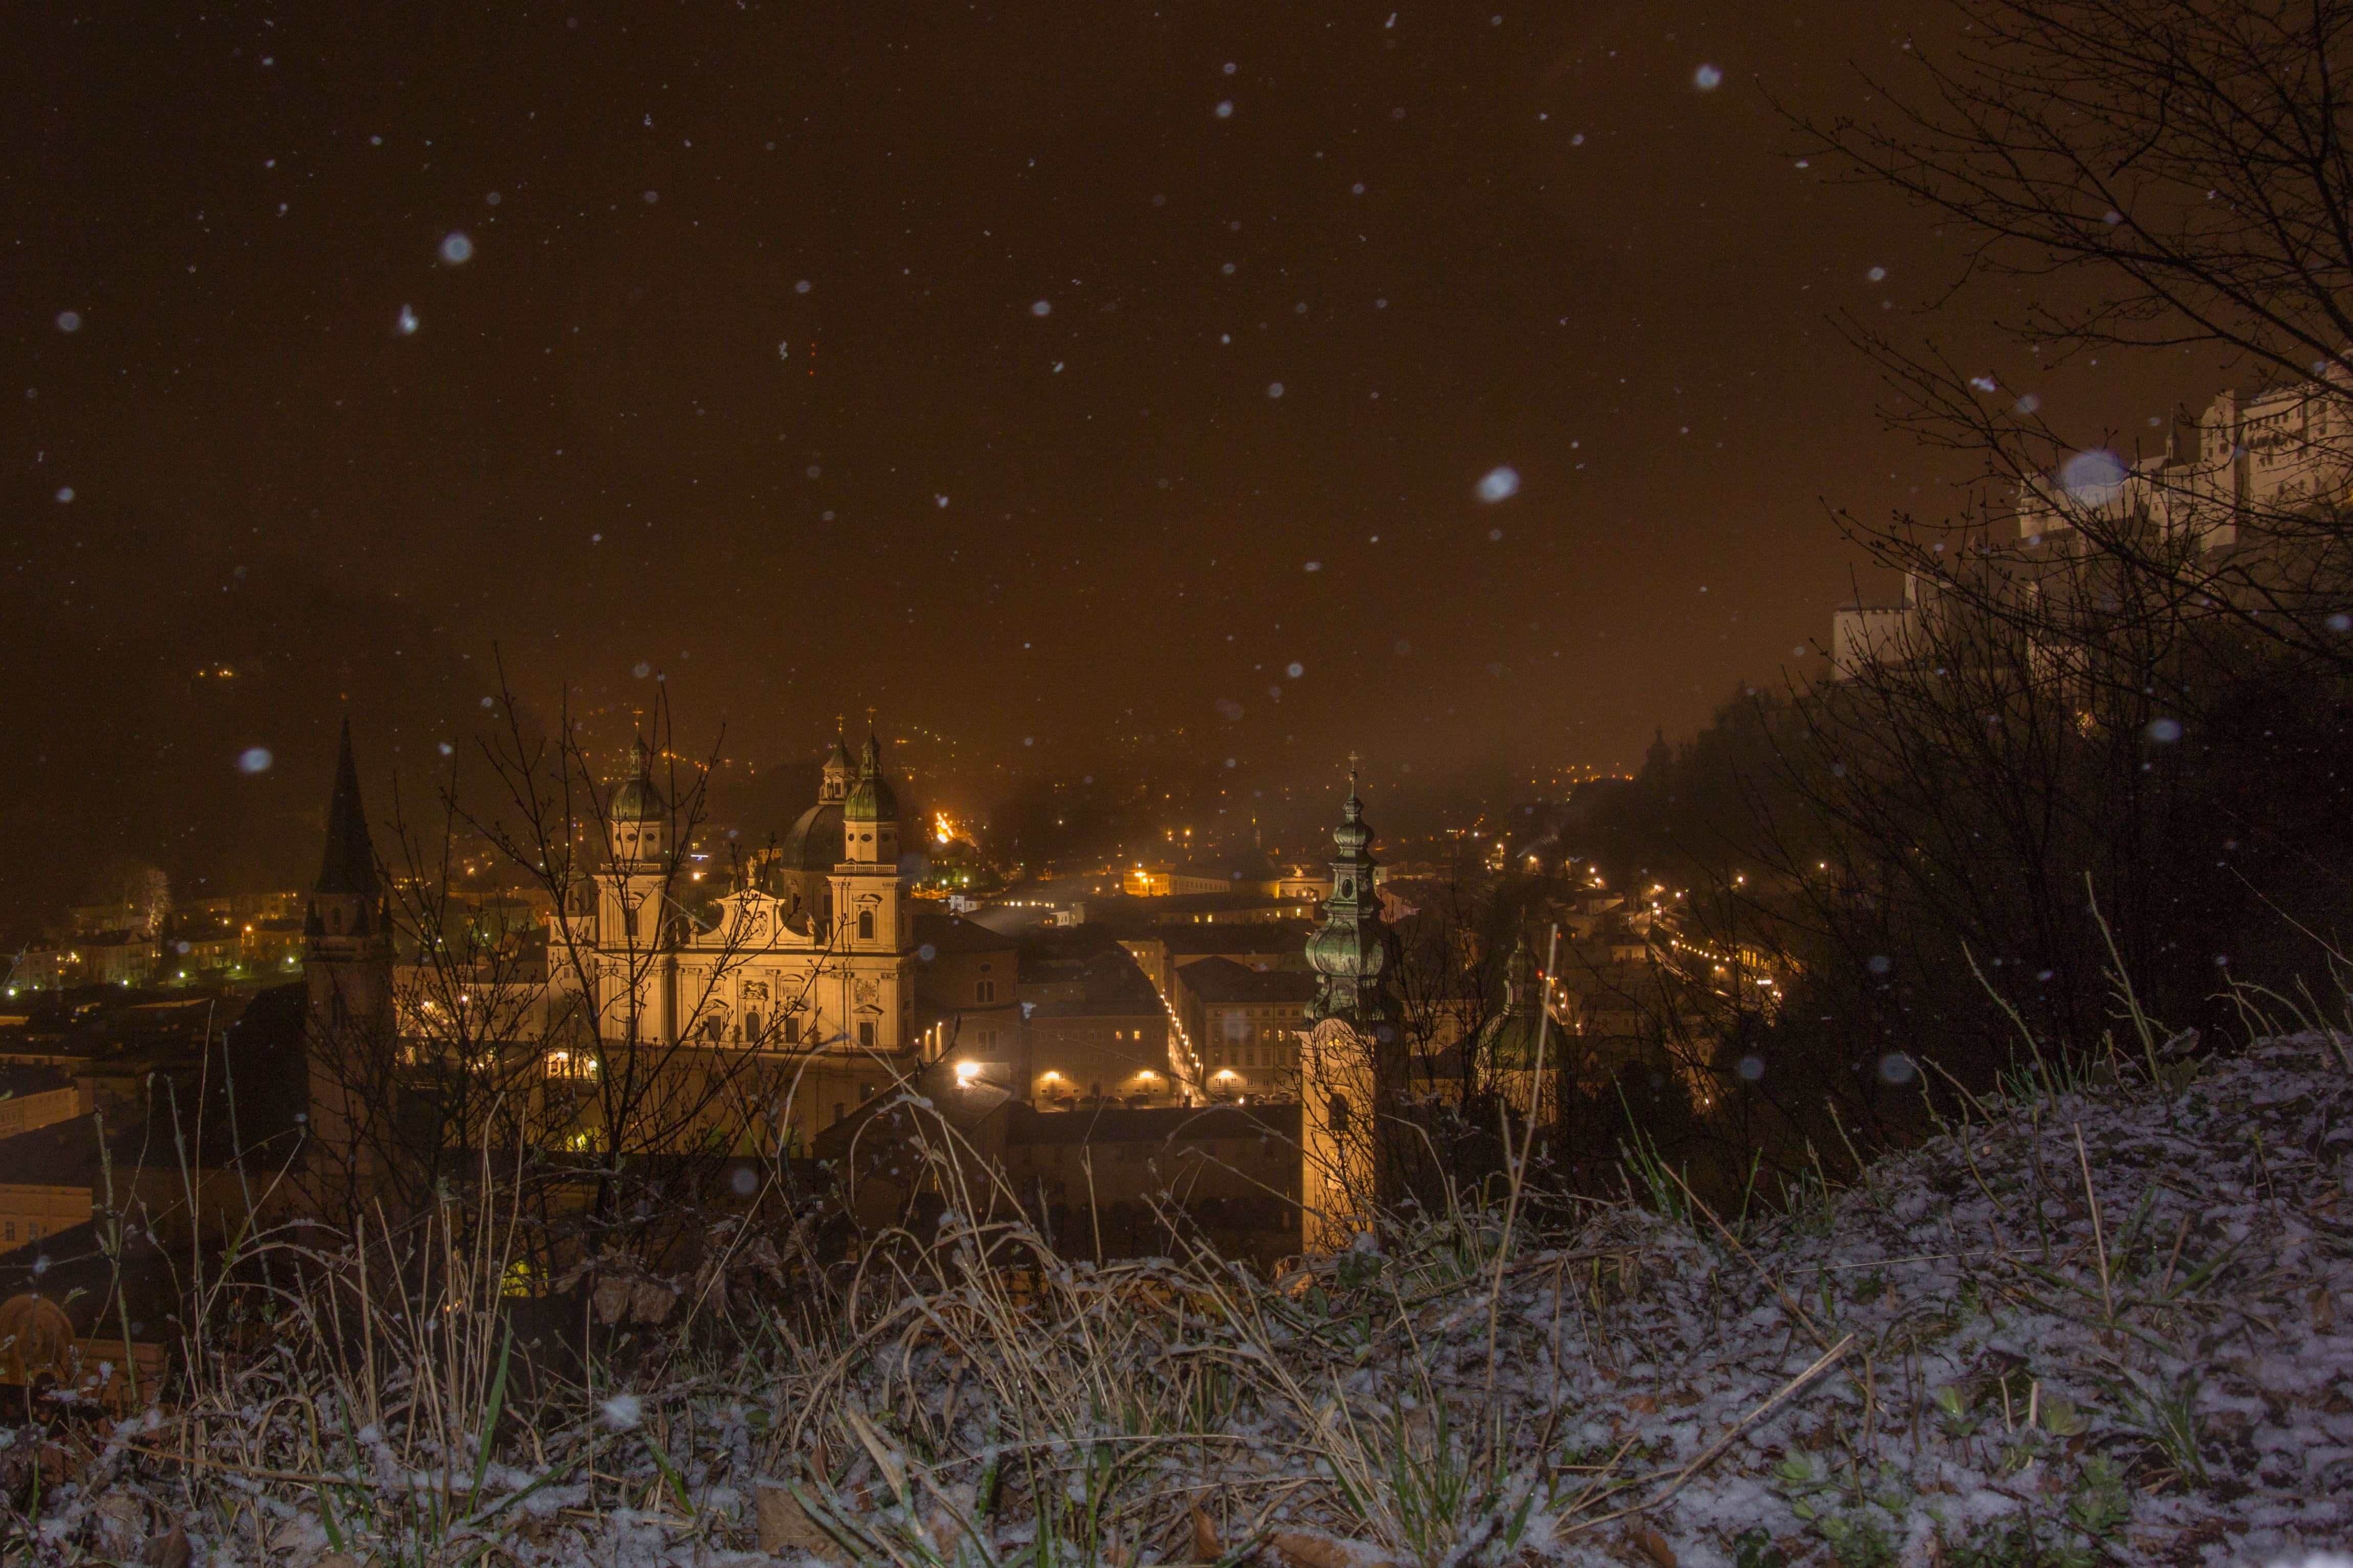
[5,0,2253,914]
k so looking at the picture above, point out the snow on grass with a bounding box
[10,1036,2349,1565]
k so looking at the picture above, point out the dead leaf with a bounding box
[925,1480,975,1560]
[138,1526,192,1568]
[628,1278,679,1325]
[91,1492,148,1557]
[756,1481,848,1563]
[1191,1505,1223,1562]
[1626,1395,1660,1415]
[1270,1530,1397,1568]
[591,1275,634,1326]
[1627,1524,1677,1568]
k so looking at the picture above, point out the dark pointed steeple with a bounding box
[306,719,395,1041]
[316,720,381,899]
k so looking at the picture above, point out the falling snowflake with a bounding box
[1694,63,1722,89]
[54,486,73,503]
[1215,101,1234,118]
[440,232,474,264]
[1285,661,1305,678]
[1031,300,1052,316]
[397,305,419,334]
[1477,466,1520,502]
[1867,265,1886,282]
[1267,382,1284,397]
[935,495,950,507]
[1969,375,1997,393]
[600,1395,643,1430]
[2059,449,2127,505]
[55,311,80,332]
[238,748,273,773]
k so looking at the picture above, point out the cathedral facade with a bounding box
[546,731,925,1144]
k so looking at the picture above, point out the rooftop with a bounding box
[1174,956,1320,1006]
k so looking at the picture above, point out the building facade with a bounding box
[546,730,926,1147]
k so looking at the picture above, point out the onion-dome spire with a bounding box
[819,718,857,803]
[611,736,665,822]
[1504,932,1539,1014]
[845,727,900,824]
[1304,754,1400,1026]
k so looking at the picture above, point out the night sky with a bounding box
[4,1,2222,913]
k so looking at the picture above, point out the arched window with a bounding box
[1327,1092,1352,1135]
[975,978,996,1004]
[857,910,876,940]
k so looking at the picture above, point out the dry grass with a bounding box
[5,1021,2350,1567]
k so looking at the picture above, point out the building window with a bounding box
[782,1012,801,1045]
[858,910,876,940]
[744,1011,762,1041]
[975,979,996,1004]
[622,904,639,938]
[858,1020,876,1048]
[1328,1093,1352,1135]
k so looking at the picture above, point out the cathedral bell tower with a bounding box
[834,729,904,956]
[1298,759,1404,1252]
[597,738,679,1041]
[818,728,857,804]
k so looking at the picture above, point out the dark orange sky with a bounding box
[2,0,2236,911]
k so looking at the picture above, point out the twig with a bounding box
[1561,1334,1857,1533]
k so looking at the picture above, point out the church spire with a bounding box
[1304,755,1399,1026]
[316,719,380,899]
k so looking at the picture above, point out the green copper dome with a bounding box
[1474,933,1552,1069]
[843,730,900,824]
[610,738,665,823]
